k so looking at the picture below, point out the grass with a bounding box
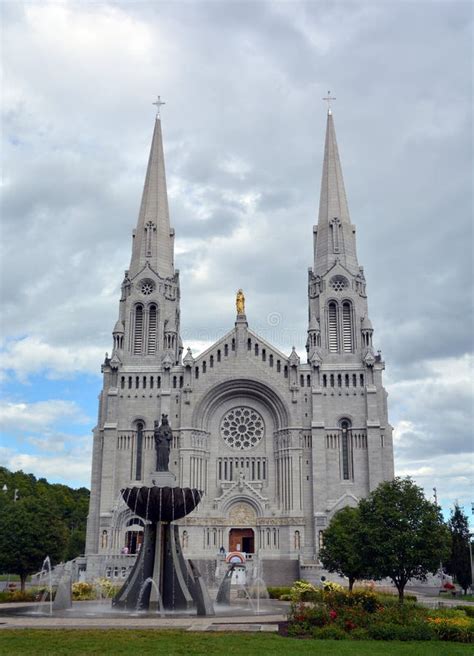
[457,594,474,602]
[0,630,473,655]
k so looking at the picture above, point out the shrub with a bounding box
[0,588,47,603]
[368,622,435,641]
[305,604,330,627]
[289,580,320,602]
[456,605,474,618]
[267,586,291,599]
[427,616,474,643]
[322,581,344,593]
[311,625,347,640]
[72,581,95,601]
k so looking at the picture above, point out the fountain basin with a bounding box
[121,486,202,522]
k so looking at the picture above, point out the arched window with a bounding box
[322,374,327,387]
[247,338,251,351]
[133,305,144,354]
[224,344,228,356]
[340,419,351,480]
[147,305,157,354]
[217,349,221,362]
[135,421,144,480]
[300,374,304,387]
[269,354,274,367]
[210,355,214,368]
[328,302,338,352]
[202,361,206,374]
[342,302,353,352]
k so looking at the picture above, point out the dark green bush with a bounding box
[368,622,435,641]
[311,625,347,640]
[267,586,291,599]
[456,605,474,618]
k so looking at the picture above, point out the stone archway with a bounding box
[228,502,257,553]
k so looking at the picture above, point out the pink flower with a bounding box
[329,610,338,621]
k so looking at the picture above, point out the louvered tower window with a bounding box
[135,422,144,480]
[342,302,353,352]
[133,305,144,354]
[328,302,338,352]
[147,305,157,354]
[340,419,351,480]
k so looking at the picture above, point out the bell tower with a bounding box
[111,106,182,370]
[308,106,394,552]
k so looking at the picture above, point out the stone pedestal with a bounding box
[150,471,177,487]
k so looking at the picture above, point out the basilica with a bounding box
[84,105,394,584]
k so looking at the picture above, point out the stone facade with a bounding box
[84,109,394,581]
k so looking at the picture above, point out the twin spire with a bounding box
[314,107,359,276]
[129,110,175,280]
[129,97,357,281]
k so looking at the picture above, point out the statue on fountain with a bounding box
[154,414,172,472]
[112,413,214,616]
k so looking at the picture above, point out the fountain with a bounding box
[112,414,214,616]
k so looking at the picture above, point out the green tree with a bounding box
[319,506,369,591]
[0,495,69,590]
[0,468,90,561]
[358,477,450,603]
[445,503,472,594]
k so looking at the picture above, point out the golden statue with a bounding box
[236,289,245,315]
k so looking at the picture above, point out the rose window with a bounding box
[140,280,155,295]
[330,276,348,292]
[220,407,264,450]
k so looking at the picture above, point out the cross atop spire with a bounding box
[152,95,166,118]
[322,91,336,115]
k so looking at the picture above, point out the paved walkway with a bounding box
[0,604,284,632]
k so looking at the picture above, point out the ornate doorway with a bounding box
[229,528,255,553]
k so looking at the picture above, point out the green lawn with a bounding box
[0,630,472,655]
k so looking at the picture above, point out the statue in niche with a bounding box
[154,414,173,471]
[236,289,245,315]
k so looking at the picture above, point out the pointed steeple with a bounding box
[314,110,359,275]
[129,116,175,279]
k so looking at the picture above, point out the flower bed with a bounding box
[286,580,474,643]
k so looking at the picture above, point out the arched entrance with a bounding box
[229,528,254,553]
[228,501,257,554]
[124,517,145,554]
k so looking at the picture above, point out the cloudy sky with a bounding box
[1,1,472,523]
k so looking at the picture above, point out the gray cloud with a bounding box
[0,1,472,501]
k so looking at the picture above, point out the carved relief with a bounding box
[228,502,257,526]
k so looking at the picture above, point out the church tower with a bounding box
[306,107,394,552]
[85,110,182,556]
